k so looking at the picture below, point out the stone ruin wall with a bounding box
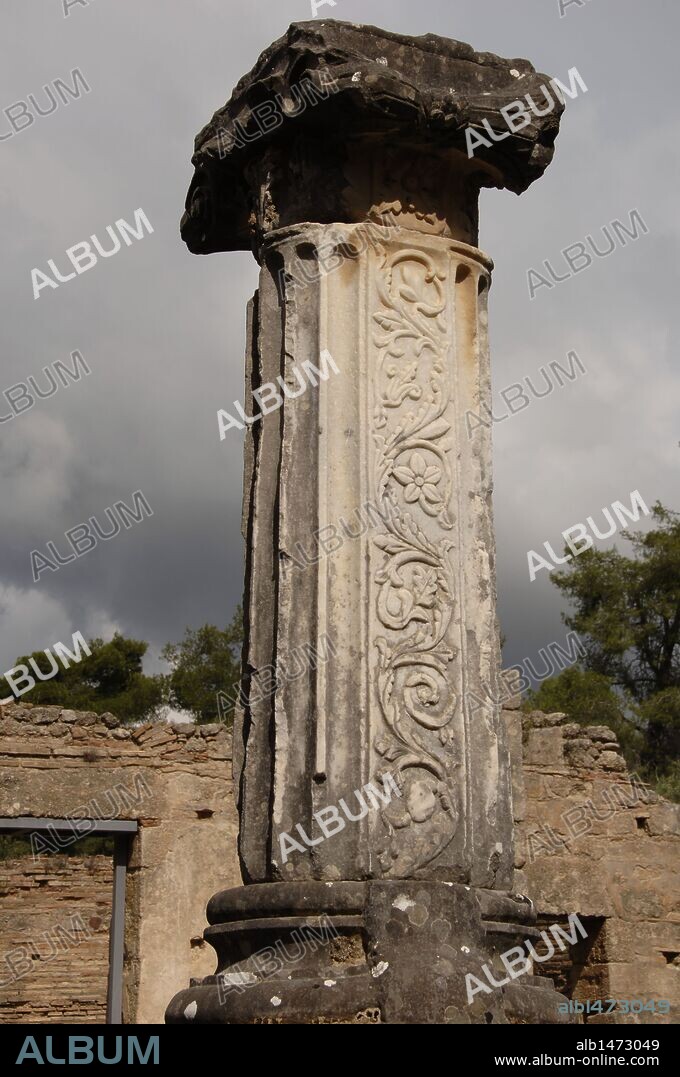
[0,701,241,1024]
[504,692,680,1024]
[0,695,678,1024]
[0,855,112,1023]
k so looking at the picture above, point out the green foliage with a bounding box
[653,761,680,802]
[0,634,164,724]
[529,503,680,800]
[637,688,680,775]
[552,502,680,699]
[0,834,113,860]
[0,834,32,860]
[161,606,243,725]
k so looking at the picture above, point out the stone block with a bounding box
[584,726,619,743]
[599,751,627,772]
[524,727,564,767]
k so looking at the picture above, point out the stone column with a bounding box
[167,20,568,1025]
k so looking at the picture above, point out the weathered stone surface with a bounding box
[0,702,240,1024]
[7,699,676,1025]
[646,800,680,837]
[599,750,627,771]
[181,20,563,254]
[500,668,523,710]
[166,879,570,1025]
[235,221,512,890]
[522,709,566,730]
[503,709,526,823]
[515,711,680,1024]
[0,856,112,1024]
[524,727,564,767]
[170,20,566,1025]
[585,726,619,743]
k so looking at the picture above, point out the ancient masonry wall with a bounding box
[0,702,241,1024]
[0,856,112,1023]
[504,696,680,1024]
[1,698,679,1024]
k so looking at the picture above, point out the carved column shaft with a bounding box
[167,19,568,1024]
[238,220,512,890]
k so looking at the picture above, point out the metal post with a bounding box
[106,833,128,1024]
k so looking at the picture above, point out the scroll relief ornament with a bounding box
[371,245,462,877]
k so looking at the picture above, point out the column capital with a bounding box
[181,20,563,254]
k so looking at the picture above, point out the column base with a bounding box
[166,881,576,1024]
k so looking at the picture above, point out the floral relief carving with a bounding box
[371,244,461,877]
[393,451,445,515]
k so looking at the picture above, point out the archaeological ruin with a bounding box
[0,702,240,1024]
[2,19,677,1028]
[162,19,670,1026]
[1,693,677,1024]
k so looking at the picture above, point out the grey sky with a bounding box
[1,0,678,681]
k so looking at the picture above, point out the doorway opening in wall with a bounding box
[0,818,136,1024]
[532,913,609,1021]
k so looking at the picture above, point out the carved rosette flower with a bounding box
[393,451,445,516]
